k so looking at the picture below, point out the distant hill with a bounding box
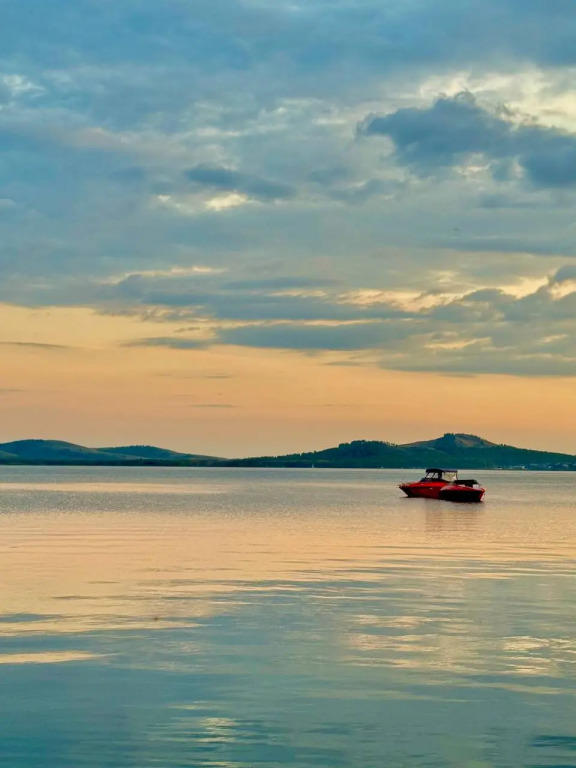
[0,433,574,469]
[0,440,224,465]
[225,433,576,470]
[0,440,128,463]
[402,433,497,451]
[99,445,215,461]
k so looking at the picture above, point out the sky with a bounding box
[2,0,576,457]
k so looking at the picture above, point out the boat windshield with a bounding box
[422,469,458,482]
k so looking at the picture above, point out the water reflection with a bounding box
[0,651,104,665]
[423,503,483,535]
[0,467,575,767]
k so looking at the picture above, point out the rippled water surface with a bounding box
[1,467,575,767]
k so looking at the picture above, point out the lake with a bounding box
[0,466,575,767]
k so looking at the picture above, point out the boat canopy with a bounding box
[422,468,458,482]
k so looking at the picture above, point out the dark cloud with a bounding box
[478,192,548,210]
[436,235,576,257]
[156,370,232,380]
[551,265,576,284]
[307,166,353,185]
[504,286,576,322]
[219,321,417,351]
[6,0,576,104]
[113,270,576,375]
[108,273,413,322]
[390,349,576,377]
[188,404,236,409]
[521,134,576,187]
[359,92,576,188]
[144,294,408,322]
[184,164,294,201]
[359,93,512,171]
[0,341,70,349]
[110,167,147,184]
[124,337,209,350]
[223,277,341,290]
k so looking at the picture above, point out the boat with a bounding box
[438,479,485,503]
[399,468,485,503]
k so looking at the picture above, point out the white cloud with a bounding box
[1,73,44,98]
[205,192,251,211]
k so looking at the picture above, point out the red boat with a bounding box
[399,468,485,503]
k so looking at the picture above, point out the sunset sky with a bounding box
[2,0,576,456]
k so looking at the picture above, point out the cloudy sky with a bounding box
[2,0,576,455]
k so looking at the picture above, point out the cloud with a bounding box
[1,0,576,385]
[219,321,417,351]
[359,93,512,170]
[188,404,236,409]
[0,341,70,349]
[388,348,576,377]
[359,92,576,188]
[9,1,576,96]
[436,235,576,257]
[184,165,294,202]
[551,265,576,284]
[101,272,414,322]
[157,371,232,380]
[120,276,576,376]
[124,337,209,350]
[223,277,341,290]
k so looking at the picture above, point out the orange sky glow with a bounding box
[2,304,575,456]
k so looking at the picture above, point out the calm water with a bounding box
[0,467,575,768]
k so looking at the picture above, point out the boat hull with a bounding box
[399,482,446,499]
[400,482,485,502]
[439,487,485,503]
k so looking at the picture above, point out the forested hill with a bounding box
[225,433,576,470]
[0,434,574,469]
[0,440,223,465]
